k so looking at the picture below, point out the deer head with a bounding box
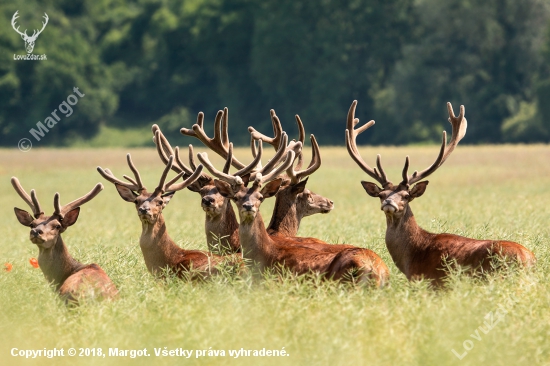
[249,110,333,218]
[11,11,48,54]
[345,100,467,219]
[152,125,231,219]
[12,177,103,249]
[97,154,203,225]
[198,138,298,224]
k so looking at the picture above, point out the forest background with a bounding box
[1,0,550,147]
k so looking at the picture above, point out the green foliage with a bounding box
[0,0,549,146]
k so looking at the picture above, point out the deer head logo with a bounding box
[11,11,48,54]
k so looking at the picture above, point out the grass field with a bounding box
[1,145,549,366]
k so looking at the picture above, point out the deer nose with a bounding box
[31,229,42,236]
[138,207,150,214]
[242,203,254,211]
[202,197,214,206]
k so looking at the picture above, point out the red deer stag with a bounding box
[11,178,118,303]
[97,154,244,278]
[197,141,390,287]
[249,110,334,237]
[179,108,332,239]
[152,124,240,254]
[345,100,535,285]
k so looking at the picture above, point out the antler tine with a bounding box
[97,154,144,192]
[152,126,185,175]
[30,190,43,218]
[294,115,306,170]
[253,133,289,178]
[11,177,42,218]
[345,100,388,186]
[197,152,244,186]
[288,134,321,184]
[165,164,204,192]
[53,193,61,217]
[181,110,246,169]
[173,146,199,178]
[126,154,145,191]
[56,183,103,219]
[223,143,233,174]
[406,103,467,185]
[248,109,284,151]
[235,140,264,177]
[221,107,230,149]
[260,150,296,184]
[157,155,176,192]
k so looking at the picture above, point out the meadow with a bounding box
[1,145,549,366]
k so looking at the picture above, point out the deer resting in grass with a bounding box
[198,139,390,287]
[153,120,240,254]
[98,154,242,278]
[12,178,118,303]
[248,110,334,238]
[177,108,333,240]
[346,100,536,285]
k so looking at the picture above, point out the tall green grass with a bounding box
[1,145,549,366]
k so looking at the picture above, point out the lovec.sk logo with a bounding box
[11,10,48,61]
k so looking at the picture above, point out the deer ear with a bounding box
[14,208,34,226]
[261,178,283,198]
[361,181,382,197]
[115,184,138,202]
[291,177,308,194]
[214,180,234,198]
[62,207,80,227]
[410,181,429,200]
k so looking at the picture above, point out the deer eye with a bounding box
[402,193,410,200]
[259,196,264,202]
[55,225,61,229]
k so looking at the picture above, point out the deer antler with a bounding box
[97,154,146,192]
[53,184,103,220]
[197,142,262,187]
[180,108,247,169]
[402,102,467,185]
[248,110,306,169]
[286,134,321,185]
[156,155,204,193]
[345,100,390,187]
[11,177,43,218]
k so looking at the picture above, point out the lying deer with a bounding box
[248,110,334,237]
[345,100,536,285]
[11,177,118,303]
[153,121,240,254]
[178,108,333,237]
[197,139,390,287]
[97,154,242,278]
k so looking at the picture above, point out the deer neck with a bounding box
[205,199,240,252]
[267,193,300,236]
[37,236,82,291]
[139,214,182,273]
[384,204,431,276]
[238,211,274,269]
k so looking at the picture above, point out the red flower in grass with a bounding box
[29,258,39,268]
[4,263,12,272]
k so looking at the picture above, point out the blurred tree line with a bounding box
[0,0,549,146]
